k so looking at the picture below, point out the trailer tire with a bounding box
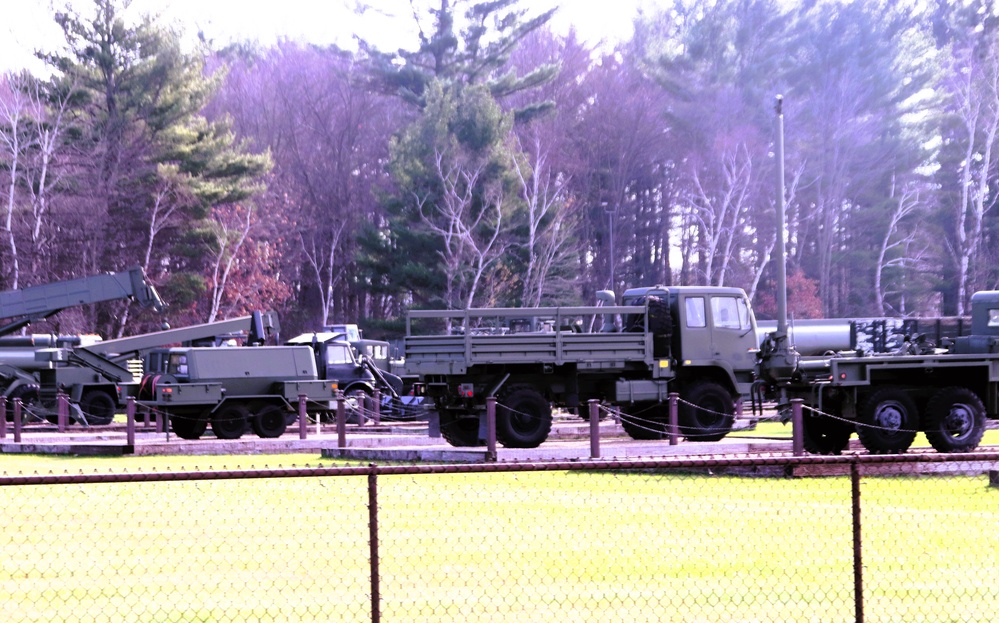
[621,402,668,440]
[79,390,116,426]
[211,405,248,440]
[801,412,854,455]
[497,385,553,448]
[924,387,986,453]
[170,411,208,440]
[251,405,288,439]
[679,382,735,442]
[438,409,483,447]
[344,388,371,424]
[8,383,40,421]
[857,388,918,454]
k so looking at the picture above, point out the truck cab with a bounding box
[621,285,759,393]
[286,331,404,398]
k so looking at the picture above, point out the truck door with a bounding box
[707,295,758,372]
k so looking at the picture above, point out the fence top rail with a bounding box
[4,451,999,486]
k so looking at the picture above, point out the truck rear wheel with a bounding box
[438,409,483,447]
[621,402,668,440]
[924,387,986,453]
[497,385,553,448]
[169,411,208,440]
[251,405,288,439]
[79,390,116,426]
[857,388,918,454]
[679,382,735,442]
[211,405,248,440]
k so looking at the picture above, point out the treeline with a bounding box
[2,0,998,339]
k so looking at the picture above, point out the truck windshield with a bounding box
[168,353,189,377]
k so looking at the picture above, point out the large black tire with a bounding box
[620,402,669,440]
[924,387,986,453]
[8,383,41,422]
[211,404,249,440]
[438,409,483,447]
[344,388,371,424]
[79,390,117,426]
[801,412,855,455]
[857,388,918,454]
[496,385,553,448]
[679,382,735,442]
[169,411,208,440]
[250,405,288,439]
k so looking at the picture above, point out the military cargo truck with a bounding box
[404,286,761,448]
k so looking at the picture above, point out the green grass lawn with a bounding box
[1,451,997,622]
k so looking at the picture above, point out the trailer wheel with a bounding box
[438,409,483,447]
[211,405,248,440]
[621,402,668,440]
[801,412,854,455]
[79,390,116,426]
[857,388,918,454]
[169,411,208,440]
[8,383,40,422]
[924,387,986,453]
[496,385,553,448]
[679,382,735,442]
[251,405,288,439]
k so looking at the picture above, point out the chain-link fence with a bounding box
[3,453,998,622]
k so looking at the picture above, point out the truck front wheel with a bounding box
[679,382,735,442]
[211,405,248,440]
[857,388,918,454]
[802,411,854,455]
[79,390,116,426]
[496,385,553,448]
[924,387,986,453]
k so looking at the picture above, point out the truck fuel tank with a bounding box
[756,319,855,356]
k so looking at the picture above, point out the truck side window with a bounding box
[989,309,999,327]
[711,297,744,330]
[685,297,707,328]
[326,345,353,365]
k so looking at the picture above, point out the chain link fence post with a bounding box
[13,397,22,443]
[792,399,804,456]
[298,394,308,440]
[852,459,865,623]
[589,399,600,459]
[669,392,679,445]
[485,396,497,462]
[337,391,347,449]
[57,392,69,433]
[368,464,381,623]
[126,397,136,447]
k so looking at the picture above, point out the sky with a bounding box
[1,0,649,74]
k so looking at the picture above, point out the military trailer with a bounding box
[139,346,337,440]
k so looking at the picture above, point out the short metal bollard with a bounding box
[0,396,6,439]
[298,394,308,440]
[13,398,23,443]
[336,391,347,448]
[668,393,680,446]
[57,392,69,433]
[588,399,600,459]
[372,389,381,425]
[485,397,497,462]
[126,397,136,446]
[358,395,367,427]
[792,398,805,456]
